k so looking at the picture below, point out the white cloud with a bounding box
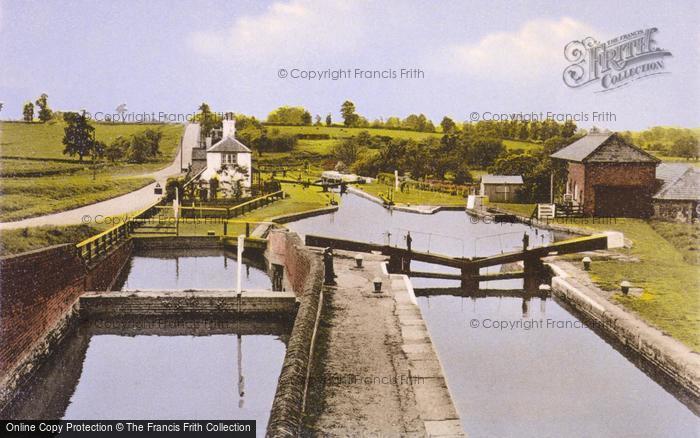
[187,0,366,65]
[442,17,598,81]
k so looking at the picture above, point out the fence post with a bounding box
[246,222,250,237]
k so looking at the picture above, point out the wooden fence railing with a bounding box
[75,202,160,263]
[155,190,286,219]
[75,191,286,262]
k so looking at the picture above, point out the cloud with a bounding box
[442,17,598,81]
[187,0,366,66]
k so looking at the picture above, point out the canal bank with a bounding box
[301,250,463,436]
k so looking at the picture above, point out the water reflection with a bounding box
[114,248,272,291]
[2,317,291,435]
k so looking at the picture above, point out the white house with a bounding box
[200,119,252,190]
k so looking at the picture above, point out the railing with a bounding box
[75,202,160,263]
[160,190,286,219]
[75,191,286,261]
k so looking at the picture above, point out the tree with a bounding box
[105,137,127,162]
[302,111,312,125]
[332,137,364,164]
[440,117,457,134]
[142,128,163,157]
[325,113,332,126]
[561,120,577,138]
[35,93,53,122]
[671,135,700,160]
[63,111,96,161]
[266,106,311,125]
[195,103,221,138]
[340,100,359,127]
[22,102,34,122]
[125,133,152,163]
[314,114,322,126]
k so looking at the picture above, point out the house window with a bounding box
[222,153,237,165]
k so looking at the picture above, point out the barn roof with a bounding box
[208,136,251,153]
[654,167,700,200]
[481,174,524,184]
[551,131,659,163]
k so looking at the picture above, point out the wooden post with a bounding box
[523,255,544,293]
[460,265,479,291]
[387,249,402,273]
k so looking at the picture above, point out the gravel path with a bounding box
[305,251,425,436]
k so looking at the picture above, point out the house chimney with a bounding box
[222,119,236,138]
[205,137,212,149]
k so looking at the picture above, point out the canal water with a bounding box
[2,318,291,435]
[287,192,700,437]
[114,248,272,291]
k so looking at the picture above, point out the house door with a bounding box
[594,186,650,217]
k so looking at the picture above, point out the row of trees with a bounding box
[22,93,53,122]
[193,103,299,153]
[620,127,699,160]
[334,122,580,201]
[62,111,162,164]
[263,101,580,139]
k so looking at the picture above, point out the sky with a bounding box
[0,0,698,130]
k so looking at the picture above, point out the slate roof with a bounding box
[654,167,700,200]
[208,136,251,153]
[551,132,659,163]
[481,174,524,184]
[655,163,691,193]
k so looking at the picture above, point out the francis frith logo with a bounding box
[563,28,672,92]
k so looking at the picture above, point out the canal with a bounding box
[287,192,700,437]
[2,248,288,437]
[114,248,272,291]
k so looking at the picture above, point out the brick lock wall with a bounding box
[0,245,85,378]
[85,240,134,291]
[1,240,134,386]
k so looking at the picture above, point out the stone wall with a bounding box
[267,230,325,437]
[653,199,697,223]
[79,291,297,318]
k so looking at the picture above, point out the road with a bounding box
[0,123,200,230]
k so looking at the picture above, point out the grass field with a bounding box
[0,122,183,221]
[267,125,442,140]
[502,139,541,152]
[359,180,466,206]
[0,224,103,255]
[0,173,154,222]
[0,121,182,168]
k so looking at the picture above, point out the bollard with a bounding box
[323,247,337,286]
[582,256,592,271]
[372,277,383,293]
[355,254,364,268]
[620,280,631,295]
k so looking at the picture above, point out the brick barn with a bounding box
[551,129,660,217]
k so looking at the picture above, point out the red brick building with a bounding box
[551,130,660,217]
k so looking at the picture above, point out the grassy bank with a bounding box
[0,173,153,222]
[358,181,466,206]
[0,122,183,221]
[0,224,102,255]
[485,200,700,349]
